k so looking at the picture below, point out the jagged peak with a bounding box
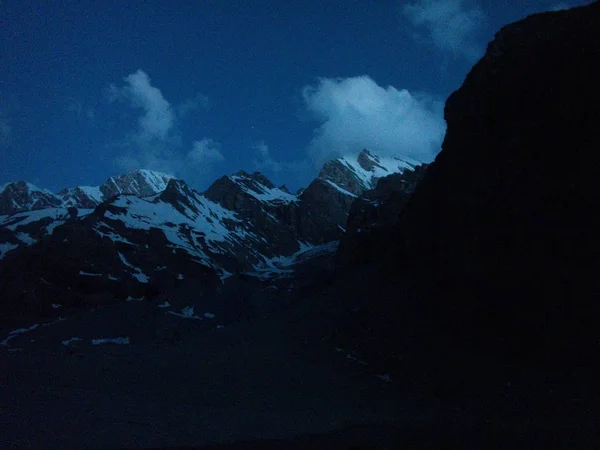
[160,178,202,200]
[104,168,173,186]
[0,180,55,196]
[101,169,174,199]
[222,171,297,204]
[0,180,62,215]
[230,170,275,189]
[340,151,418,185]
[315,149,420,196]
[356,149,385,172]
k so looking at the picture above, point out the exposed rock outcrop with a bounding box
[57,186,103,209]
[99,169,173,199]
[0,182,61,215]
[296,150,418,243]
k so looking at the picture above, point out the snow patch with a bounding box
[1,323,39,347]
[94,225,135,245]
[220,269,232,282]
[346,353,368,366]
[0,243,19,260]
[15,232,36,245]
[79,186,103,202]
[79,271,103,277]
[137,169,173,193]
[62,337,82,346]
[118,252,149,283]
[339,152,417,190]
[229,174,299,204]
[324,180,358,198]
[91,337,130,345]
[131,271,149,283]
[167,306,203,319]
[4,208,65,230]
[105,194,253,269]
[248,241,337,280]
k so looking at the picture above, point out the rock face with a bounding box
[204,170,302,257]
[58,186,104,209]
[99,169,173,199]
[398,2,600,365]
[0,182,61,214]
[295,150,418,243]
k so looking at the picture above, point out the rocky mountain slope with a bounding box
[0,150,419,320]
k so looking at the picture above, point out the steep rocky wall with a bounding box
[398,3,600,365]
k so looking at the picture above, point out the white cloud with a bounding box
[252,142,311,187]
[113,146,179,175]
[188,138,224,165]
[110,69,175,141]
[403,0,486,60]
[252,142,283,173]
[106,70,220,185]
[302,75,446,166]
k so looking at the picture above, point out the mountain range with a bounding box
[0,149,420,319]
[2,3,599,448]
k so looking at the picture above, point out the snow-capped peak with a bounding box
[12,181,55,196]
[314,149,420,199]
[339,150,418,190]
[58,185,103,208]
[0,181,62,215]
[100,169,174,199]
[135,169,174,192]
[228,171,298,204]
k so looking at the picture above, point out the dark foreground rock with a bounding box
[335,164,427,271]
[389,2,600,366]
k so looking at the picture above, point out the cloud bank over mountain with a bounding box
[302,75,446,166]
[107,70,223,184]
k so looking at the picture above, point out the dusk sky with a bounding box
[0,0,592,192]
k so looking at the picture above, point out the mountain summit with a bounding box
[0,181,61,215]
[0,169,174,215]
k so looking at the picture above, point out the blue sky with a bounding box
[0,0,592,192]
